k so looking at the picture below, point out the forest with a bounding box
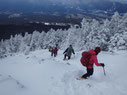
[0,12,127,58]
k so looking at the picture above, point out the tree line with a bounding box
[0,12,127,58]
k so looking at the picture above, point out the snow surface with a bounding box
[0,50,127,95]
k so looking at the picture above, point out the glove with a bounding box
[100,63,105,67]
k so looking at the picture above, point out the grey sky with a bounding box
[0,0,127,4]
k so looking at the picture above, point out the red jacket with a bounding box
[87,49,101,68]
[51,48,58,53]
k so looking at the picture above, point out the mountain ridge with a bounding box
[0,0,127,14]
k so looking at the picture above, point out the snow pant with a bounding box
[51,52,57,57]
[54,51,57,57]
[82,68,94,78]
[64,54,71,60]
[51,52,55,57]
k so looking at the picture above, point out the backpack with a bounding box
[67,47,73,56]
[80,51,92,67]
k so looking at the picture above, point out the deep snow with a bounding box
[0,50,127,95]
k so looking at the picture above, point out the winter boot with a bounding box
[80,76,87,79]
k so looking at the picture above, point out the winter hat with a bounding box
[95,47,101,53]
[70,45,72,47]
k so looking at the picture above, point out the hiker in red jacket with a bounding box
[81,47,105,79]
[51,44,58,57]
[54,44,58,57]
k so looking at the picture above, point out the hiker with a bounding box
[51,44,58,57]
[81,47,105,79]
[63,45,75,60]
[54,44,58,57]
[48,46,52,52]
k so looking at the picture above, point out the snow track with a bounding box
[0,74,25,95]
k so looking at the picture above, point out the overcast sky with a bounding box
[0,0,127,4]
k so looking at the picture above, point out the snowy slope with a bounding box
[0,50,127,95]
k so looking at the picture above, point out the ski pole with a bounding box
[103,67,106,76]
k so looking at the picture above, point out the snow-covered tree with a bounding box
[29,31,40,51]
[0,12,127,58]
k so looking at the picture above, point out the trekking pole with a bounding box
[74,53,75,58]
[103,67,106,76]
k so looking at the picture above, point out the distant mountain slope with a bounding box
[0,0,127,14]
